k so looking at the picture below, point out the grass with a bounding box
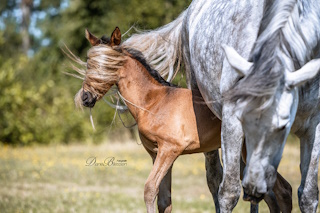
[0,136,319,213]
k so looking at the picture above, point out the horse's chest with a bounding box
[137,118,166,152]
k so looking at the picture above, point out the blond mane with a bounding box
[122,11,185,81]
[65,44,127,108]
[84,45,126,94]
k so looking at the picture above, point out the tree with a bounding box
[0,0,191,145]
[20,0,33,54]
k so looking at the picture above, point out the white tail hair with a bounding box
[123,11,186,81]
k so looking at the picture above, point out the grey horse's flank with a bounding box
[223,0,320,212]
[182,1,266,211]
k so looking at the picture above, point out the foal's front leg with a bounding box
[144,145,181,213]
[147,150,173,213]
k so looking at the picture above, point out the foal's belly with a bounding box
[138,88,222,155]
[138,120,221,155]
[181,122,221,154]
[181,141,220,154]
[139,116,221,155]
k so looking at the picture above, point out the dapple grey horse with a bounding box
[124,0,293,212]
[223,0,320,212]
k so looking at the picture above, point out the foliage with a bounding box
[0,56,91,145]
[0,0,191,145]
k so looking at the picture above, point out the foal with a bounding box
[72,27,292,213]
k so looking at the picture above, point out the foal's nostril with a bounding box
[82,93,88,101]
[82,91,90,102]
[82,91,96,108]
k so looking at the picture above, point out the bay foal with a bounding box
[72,27,292,213]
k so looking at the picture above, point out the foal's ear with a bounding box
[110,27,121,46]
[85,29,100,46]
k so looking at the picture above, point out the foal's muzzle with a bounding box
[82,91,97,108]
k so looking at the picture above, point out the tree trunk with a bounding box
[20,0,33,55]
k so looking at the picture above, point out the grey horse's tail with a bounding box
[123,11,186,82]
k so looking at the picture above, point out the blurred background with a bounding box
[0,0,191,146]
[0,1,315,212]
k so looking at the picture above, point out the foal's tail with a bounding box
[123,11,186,81]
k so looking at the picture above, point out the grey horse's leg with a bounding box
[298,122,320,212]
[263,180,292,213]
[157,166,173,213]
[263,190,280,213]
[250,204,259,213]
[218,104,243,212]
[272,173,292,213]
[204,150,223,212]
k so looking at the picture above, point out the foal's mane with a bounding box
[229,0,310,112]
[124,48,176,87]
[69,42,175,98]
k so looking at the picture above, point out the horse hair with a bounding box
[123,11,185,82]
[227,0,310,113]
[67,42,176,108]
[124,48,176,87]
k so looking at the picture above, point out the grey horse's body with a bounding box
[124,0,296,212]
[181,0,266,211]
[223,0,320,212]
[182,0,266,117]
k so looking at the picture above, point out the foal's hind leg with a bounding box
[204,150,222,212]
[158,166,173,213]
[144,146,181,213]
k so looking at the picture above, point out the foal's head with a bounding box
[74,27,126,108]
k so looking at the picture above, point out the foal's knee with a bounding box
[144,182,158,205]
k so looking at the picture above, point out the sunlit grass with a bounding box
[0,136,319,212]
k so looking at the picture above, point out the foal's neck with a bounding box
[117,57,170,118]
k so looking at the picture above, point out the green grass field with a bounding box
[0,136,319,212]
